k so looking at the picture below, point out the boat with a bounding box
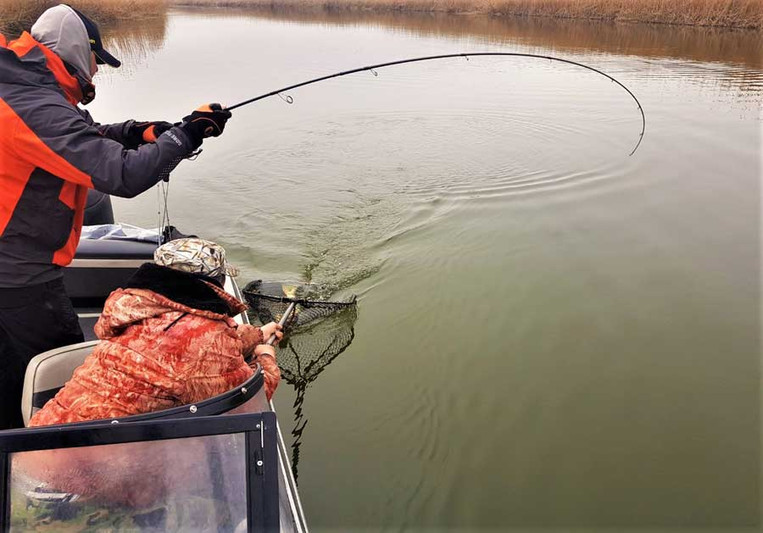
[0,191,308,532]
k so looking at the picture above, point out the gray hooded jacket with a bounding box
[0,11,195,287]
[31,4,92,83]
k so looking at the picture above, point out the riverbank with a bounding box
[173,0,763,29]
[1,0,761,34]
[0,0,167,35]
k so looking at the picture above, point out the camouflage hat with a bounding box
[154,238,239,278]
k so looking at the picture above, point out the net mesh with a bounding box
[242,280,359,481]
[242,280,358,384]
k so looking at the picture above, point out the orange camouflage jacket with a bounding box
[29,263,280,427]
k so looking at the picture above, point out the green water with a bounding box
[88,8,761,531]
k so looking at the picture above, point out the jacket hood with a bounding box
[94,263,248,339]
[31,4,92,83]
[0,32,83,105]
[124,263,245,316]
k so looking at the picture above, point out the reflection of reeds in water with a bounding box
[102,13,169,67]
[174,0,763,29]
[1,1,169,67]
[177,5,763,71]
[0,0,167,36]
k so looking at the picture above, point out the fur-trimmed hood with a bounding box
[94,263,247,339]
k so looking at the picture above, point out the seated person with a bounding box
[29,238,282,427]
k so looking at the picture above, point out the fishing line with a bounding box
[228,52,646,156]
[155,179,171,244]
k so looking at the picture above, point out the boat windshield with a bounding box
[1,413,279,532]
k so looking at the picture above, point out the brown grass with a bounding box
[1,0,760,34]
[203,6,761,69]
[0,0,168,36]
[173,0,763,29]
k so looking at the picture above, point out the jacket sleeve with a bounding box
[179,325,256,405]
[250,353,281,401]
[14,100,195,198]
[77,108,135,146]
[96,120,136,146]
[237,324,265,357]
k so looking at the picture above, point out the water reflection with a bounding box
[176,6,763,71]
[1,12,167,67]
[101,14,168,72]
[98,7,762,94]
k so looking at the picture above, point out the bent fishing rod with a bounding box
[227,52,646,156]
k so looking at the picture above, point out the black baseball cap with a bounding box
[67,5,121,68]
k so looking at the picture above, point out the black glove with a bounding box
[179,103,232,149]
[124,120,173,149]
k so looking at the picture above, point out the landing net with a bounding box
[243,280,359,481]
[242,280,358,384]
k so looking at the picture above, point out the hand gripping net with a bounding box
[242,280,359,481]
[242,280,358,385]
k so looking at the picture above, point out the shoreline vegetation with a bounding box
[175,0,763,29]
[0,0,760,36]
[0,1,168,35]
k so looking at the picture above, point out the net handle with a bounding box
[267,301,297,345]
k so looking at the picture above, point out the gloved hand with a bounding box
[125,120,173,149]
[180,103,232,149]
[139,121,174,142]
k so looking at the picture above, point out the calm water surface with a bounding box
[91,8,761,531]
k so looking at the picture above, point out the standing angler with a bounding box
[0,3,232,429]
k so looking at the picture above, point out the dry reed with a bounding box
[1,0,760,34]
[0,0,167,36]
[173,0,763,29]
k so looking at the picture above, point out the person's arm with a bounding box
[14,100,194,198]
[15,100,231,198]
[250,344,281,401]
[77,108,172,149]
[100,120,175,149]
[242,322,283,400]
[241,322,283,354]
[237,324,265,357]
[84,103,232,154]
[179,320,272,404]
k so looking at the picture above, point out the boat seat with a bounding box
[22,342,266,427]
[21,341,97,427]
